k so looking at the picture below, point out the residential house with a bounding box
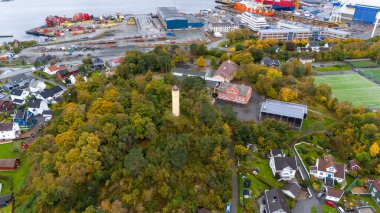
[261,57,280,67]
[0,123,20,140]
[69,72,87,85]
[91,58,106,70]
[111,57,124,67]
[0,159,21,171]
[10,89,29,105]
[28,99,49,116]
[349,160,360,171]
[326,187,344,202]
[299,57,315,65]
[37,86,64,103]
[43,110,53,121]
[243,189,251,199]
[270,149,285,157]
[29,79,46,94]
[264,189,290,213]
[305,42,320,52]
[43,65,67,75]
[213,60,237,82]
[216,82,252,104]
[282,182,301,199]
[56,65,79,80]
[0,100,16,113]
[309,155,345,184]
[0,194,12,208]
[14,108,37,128]
[4,74,30,90]
[269,156,298,180]
[369,178,380,206]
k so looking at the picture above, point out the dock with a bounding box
[0,35,13,38]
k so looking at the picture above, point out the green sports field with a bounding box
[349,60,378,68]
[360,68,380,82]
[315,74,380,108]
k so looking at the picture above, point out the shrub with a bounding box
[357,179,364,187]
[306,156,315,165]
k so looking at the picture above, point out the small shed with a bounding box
[0,159,21,171]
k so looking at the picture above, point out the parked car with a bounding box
[326,201,337,208]
[317,191,325,198]
[226,203,231,213]
[337,207,345,213]
[244,179,251,188]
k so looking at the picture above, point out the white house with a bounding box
[305,42,320,52]
[29,79,46,94]
[326,187,344,202]
[309,155,345,184]
[10,89,29,105]
[0,123,20,140]
[208,22,238,33]
[269,156,298,181]
[299,57,315,65]
[43,65,67,75]
[28,99,49,116]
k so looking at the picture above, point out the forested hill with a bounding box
[16,72,232,212]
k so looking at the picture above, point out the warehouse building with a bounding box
[259,99,308,130]
[157,7,204,30]
[332,0,380,24]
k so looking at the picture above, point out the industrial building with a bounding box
[241,12,268,31]
[258,28,313,41]
[332,0,380,24]
[157,7,204,30]
[259,99,307,130]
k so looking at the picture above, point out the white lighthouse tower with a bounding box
[172,85,180,117]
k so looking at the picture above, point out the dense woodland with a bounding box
[14,34,380,211]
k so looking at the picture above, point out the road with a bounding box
[229,142,238,213]
[289,136,323,213]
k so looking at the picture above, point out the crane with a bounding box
[295,0,300,10]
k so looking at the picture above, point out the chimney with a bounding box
[273,196,277,203]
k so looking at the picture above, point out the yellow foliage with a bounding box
[196,56,206,67]
[279,87,299,102]
[266,68,282,78]
[229,47,236,52]
[370,142,380,157]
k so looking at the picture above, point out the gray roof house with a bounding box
[259,99,308,130]
[5,74,29,90]
[270,156,298,180]
[262,57,280,67]
[282,182,301,199]
[270,149,285,157]
[264,189,290,213]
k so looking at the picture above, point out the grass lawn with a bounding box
[344,175,355,191]
[360,68,380,82]
[360,195,380,212]
[315,74,380,109]
[350,60,378,68]
[311,206,318,213]
[33,70,53,80]
[314,65,351,72]
[301,115,334,132]
[45,81,55,89]
[295,143,325,169]
[0,141,29,196]
[322,205,338,213]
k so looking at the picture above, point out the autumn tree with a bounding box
[196,56,206,67]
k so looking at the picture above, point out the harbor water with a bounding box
[0,0,216,42]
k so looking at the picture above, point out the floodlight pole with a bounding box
[371,17,379,38]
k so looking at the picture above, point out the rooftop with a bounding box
[265,189,290,213]
[261,99,307,120]
[218,82,251,96]
[0,123,14,131]
[157,7,186,20]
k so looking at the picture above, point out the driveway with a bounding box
[292,195,322,213]
[214,90,265,122]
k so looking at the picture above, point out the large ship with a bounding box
[234,1,275,16]
[234,0,296,12]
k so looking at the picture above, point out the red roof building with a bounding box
[43,65,67,75]
[217,82,252,104]
[0,159,21,171]
[56,65,79,80]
